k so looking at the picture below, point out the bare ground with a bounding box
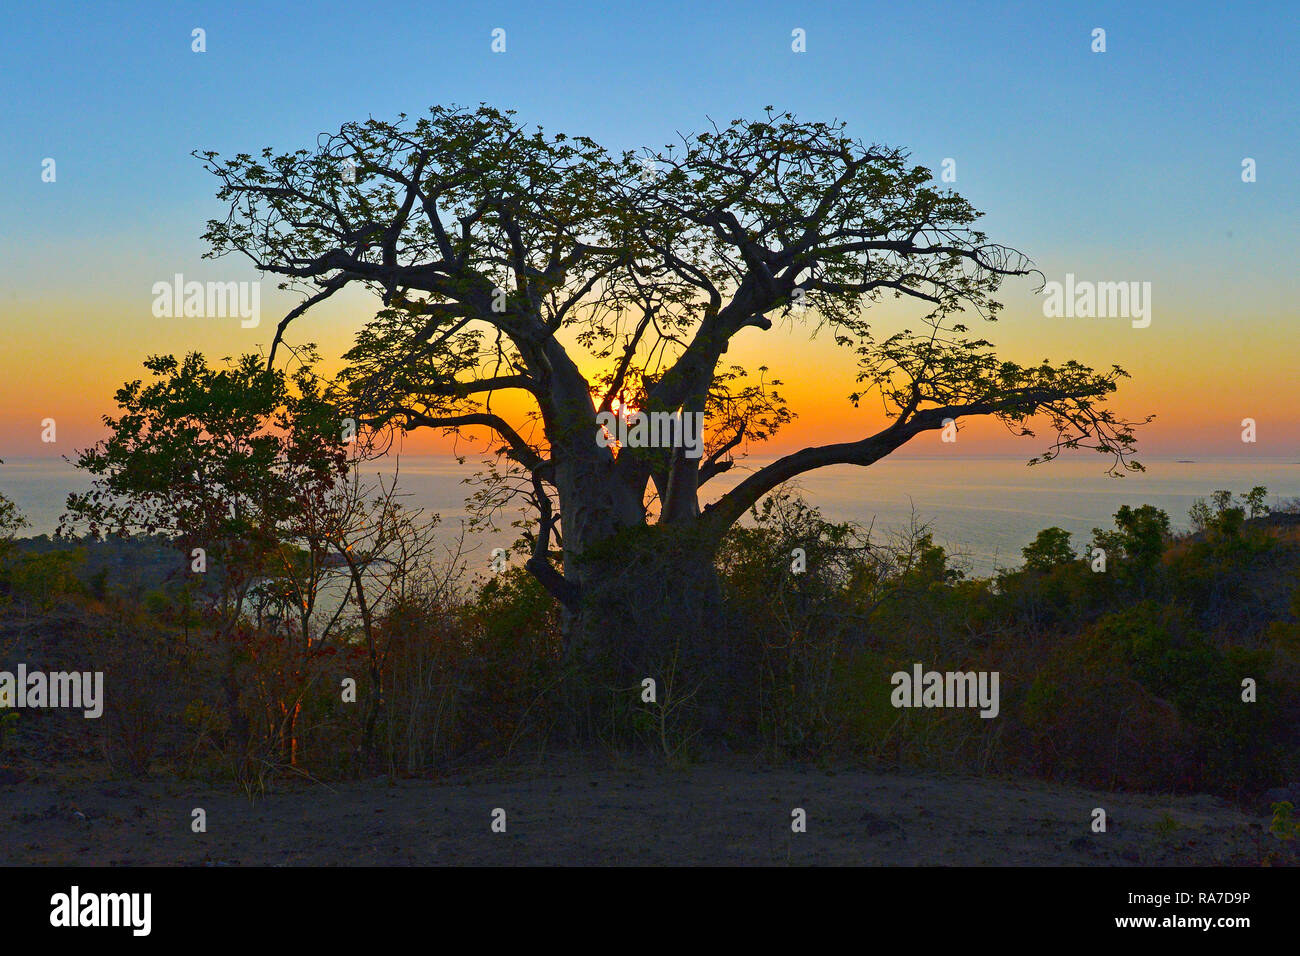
[0,756,1277,866]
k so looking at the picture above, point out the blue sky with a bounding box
[1,0,1297,457]
[5,0,1296,261]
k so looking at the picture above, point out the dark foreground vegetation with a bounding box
[3,471,1299,863]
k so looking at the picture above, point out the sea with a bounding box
[4,454,1299,579]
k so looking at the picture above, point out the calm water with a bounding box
[5,454,1299,578]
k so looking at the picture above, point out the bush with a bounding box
[8,483,1300,807]
[3,549,85,609]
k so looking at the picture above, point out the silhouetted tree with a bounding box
[199,106,1146,678]
[1022,527,1076,572]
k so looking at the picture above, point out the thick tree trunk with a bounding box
[534,340,750,735]
[558,519,749,738]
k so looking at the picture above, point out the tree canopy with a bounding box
[198,105,1146,619]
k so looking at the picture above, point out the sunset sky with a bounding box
[2,0,1296,463]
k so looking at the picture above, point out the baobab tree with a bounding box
[198,105,1143,679]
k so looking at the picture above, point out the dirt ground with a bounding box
[0,756,1276,865]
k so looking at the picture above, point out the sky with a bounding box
[1,0,1297,464]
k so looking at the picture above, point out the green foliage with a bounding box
[718,492,884,755]
[470,566,562,660]
[1190,487,1269,536]
[855,333,1146,476]
[2,548,86,609]
[0,488,26,545]
[1271,801,1299,842]
[1021,527,1076,572]
[65,350,347,535]
[0,459,29,586]
[62,349,355,622]
[711,487,1300,796]
[16,473,1300,804]
[1073,603,1283,794]
[900,533,965,588]
[1091,504,1171,571]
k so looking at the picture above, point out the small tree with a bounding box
[63,350,362,769]
[1021,527,1075,572]
[1091,505,1171,574]
[0,461,27,567]
[322,465,444,769]
[1189,487,1269,536]
[0,463,29,618]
